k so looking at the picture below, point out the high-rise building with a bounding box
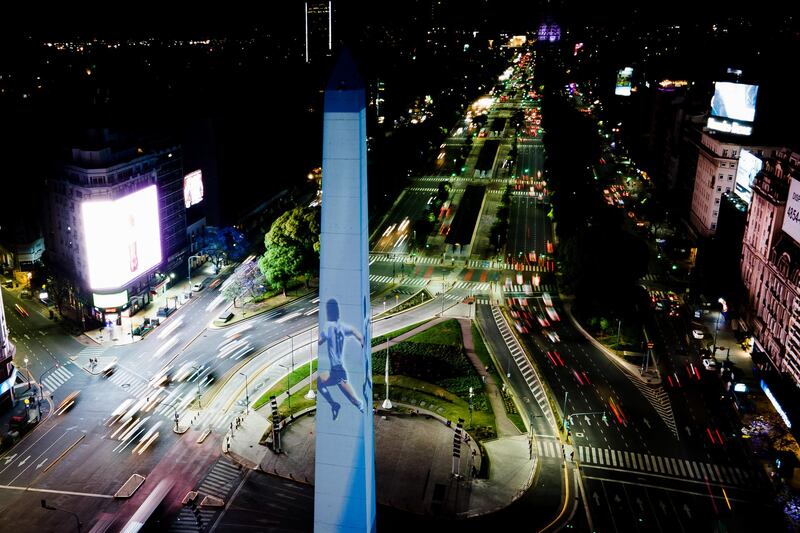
[0,288,16,411]
[305,1,333,63]
[44,129,187,329]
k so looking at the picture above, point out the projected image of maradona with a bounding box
[318,299,366,420]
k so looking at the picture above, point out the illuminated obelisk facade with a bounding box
[314,49,376,532]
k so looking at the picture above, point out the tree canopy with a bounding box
[258,205,320,293]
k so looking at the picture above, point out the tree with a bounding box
[202,226,249,271]
[223,261,265,307]
[259,206,321,292]
[259,244,301,297]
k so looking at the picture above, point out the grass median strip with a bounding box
[253,360,318,411]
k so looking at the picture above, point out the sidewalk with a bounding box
[81,262,223,348]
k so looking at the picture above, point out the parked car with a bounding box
[692,330,704,340]
[192,282,204,292]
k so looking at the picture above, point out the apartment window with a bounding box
[732,150,737,158]
[726,187,731,192]
[722,149,728,157]
[728,175,733,180]
[715,198,720,205]
[711,223,717,230]
[717,186,722,192]
[713,211,718,216]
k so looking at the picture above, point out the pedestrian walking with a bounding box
[230,422,234,431]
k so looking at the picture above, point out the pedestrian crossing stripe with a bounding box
[107,367,151,399]
[452,281,491,291]
[368,274,430,287]
[465,260,547,273]
[368,254,442,265]
[167,459,241,533]
[42,366,74,393]
[640,274,662,282]
[503,284,555,294]
[490,305,557,428]
[621,372,679,439]
[568,445,766,488]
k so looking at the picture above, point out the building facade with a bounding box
[689,131,744,236]
[741,149,800,384]
[44,131,187,328]
[0,288,16,410]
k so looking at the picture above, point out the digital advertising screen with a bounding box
[710,82,759,122]
[615,67,633,96]
[782,178,800,245]
[734,150,763,204]
[183,169,204,208]
[92,290,129,309]
[82,185,162,290]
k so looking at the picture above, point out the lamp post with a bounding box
[305,329,316,400]
[187,253,204,297]
[239,372,249,415]
[382,336,392,409]
[41,499,81,533]
[468,386,474,428]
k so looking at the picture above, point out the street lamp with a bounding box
[187,253,204,297]
[41,499,81,532]
[239,372,249,415]
[468,386,474,428]
[382,336,392,409]
[305,329,316,400]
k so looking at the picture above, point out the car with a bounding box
[692,330,704,340]
[543,329,560,343]
[542,292,553,307]
[545,306,560,322]
[192,282,204,292]
[702,358,719,371]
[14,304,29,317]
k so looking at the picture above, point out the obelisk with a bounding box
[314,49,376,532]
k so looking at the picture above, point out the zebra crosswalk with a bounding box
[107,366,152,399]
[452,281,491,291]
[368,274,431,287]
[568,444,767,488]
[41,366,74,394]
[76,346,107,360]
[640,273,663,282]
[465,260,548,273]
[503,283,556,294]
[169,458,243,532]
[369,253,441,265]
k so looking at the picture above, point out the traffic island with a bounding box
[114,474,146,499]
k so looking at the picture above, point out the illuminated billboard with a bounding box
[615,67,633,96]
[734,150,763,204]
[782,178,800,245]
[82,185,162,290]
[183,170,204,208]
[93,290,129,309]
[707,82,759,136]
